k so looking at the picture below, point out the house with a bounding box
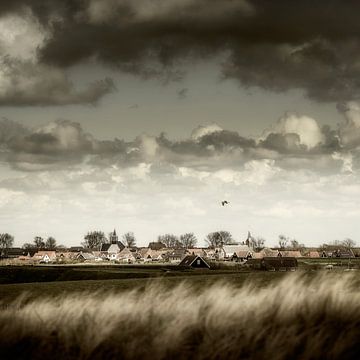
[166,249,188,263]
[139,248,166,262]
[116,248,136,263]
[186,248,206,257]
[253,248,279,259]
[219,245,252,261]
[100,229,125,260]
[0,247,25,259]
[32,251,57,263]
[69,246,85,253]
[203,248,217,260]
[179,255,211,269]
[262,257,298,271]
[247,257,298,271]
[332,248,355,258]
[307,251,320,258]
[75,252,96,262]
[278,250,302,258]
[148,242,166,250]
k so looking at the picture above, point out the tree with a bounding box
[123,232,136,248]
[34,236,45,249]
[342,238,356,250]
[248,236,266,251]
[205,231,233,248]
[45,237,57,250]
[157,234,180,248]
[82,231,106,249]
[22,243,35,250]
[0,233,14,249]
[278,234,289,249]
[291,239,305,250]
[179,233,197,248]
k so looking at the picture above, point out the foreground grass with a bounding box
[1,273,359,360]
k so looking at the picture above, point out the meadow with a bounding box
[0,271,359,360]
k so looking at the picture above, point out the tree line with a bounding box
[0,231,357,251]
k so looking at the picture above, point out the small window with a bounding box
[197,259,201,265]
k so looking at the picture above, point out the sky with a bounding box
[1,0,360,247]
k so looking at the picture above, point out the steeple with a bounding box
[110,229,118,244]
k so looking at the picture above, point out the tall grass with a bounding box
[1,273,359,360]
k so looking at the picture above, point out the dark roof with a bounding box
[0,248,26,258]
[100,243,111,251]
[179,255,210,268]
[69,246,85,252]
[100,241,125,252]
[148,242,166,250]
[262,257,298,268]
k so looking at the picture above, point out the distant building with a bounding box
[100,229,125,260]
[247,257,298,271]
[32,251,57,263]
[179,255,210,269]
[148,242,166,250]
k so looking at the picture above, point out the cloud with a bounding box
[261,113,325,152]
[0,57,115,106]
[337,101,360,148]
[2,119,95,170]
[2,106,360,175]
[191,123,223,140]
[0,1,355,102]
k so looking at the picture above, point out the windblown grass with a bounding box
[1,273,359,360]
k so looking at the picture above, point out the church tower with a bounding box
[109,229,118,244]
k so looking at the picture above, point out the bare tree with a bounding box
[288,239,305,250]
[179,233,197,248]
[249,236,266,251]
[123,232,136,248]
[0,233,14,249]
[157,234,180,248]
[82,231,106,250]
[45,237,57,250]
[22,243,35,250]
[278,234,289,249]
[34,236,45,249]
[342,238,356,250]
[205,231,233,248]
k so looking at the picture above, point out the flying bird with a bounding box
[221,200,230,206]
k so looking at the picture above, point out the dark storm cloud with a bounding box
[0,58,115,106]
[2,0,359,102]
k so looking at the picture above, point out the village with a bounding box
[0,230,358,271]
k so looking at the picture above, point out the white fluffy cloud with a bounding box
[191,123,223,140]
[262,112,325,149]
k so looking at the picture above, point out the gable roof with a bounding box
[278,250,302,258]
[100,241,125,252]
[222,245,251,257]
[179,255,210,268]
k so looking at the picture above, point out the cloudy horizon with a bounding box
[1,1,360,247]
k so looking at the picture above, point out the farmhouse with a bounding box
[139,248,165,262]
[116,248,136,263]
[75,252,96,262]
[278,250,302,258]
[179,255,210,269]
[219,245,252,261]
[166,249,188,263]
[32,251,57,263]
[252,248,279,259]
